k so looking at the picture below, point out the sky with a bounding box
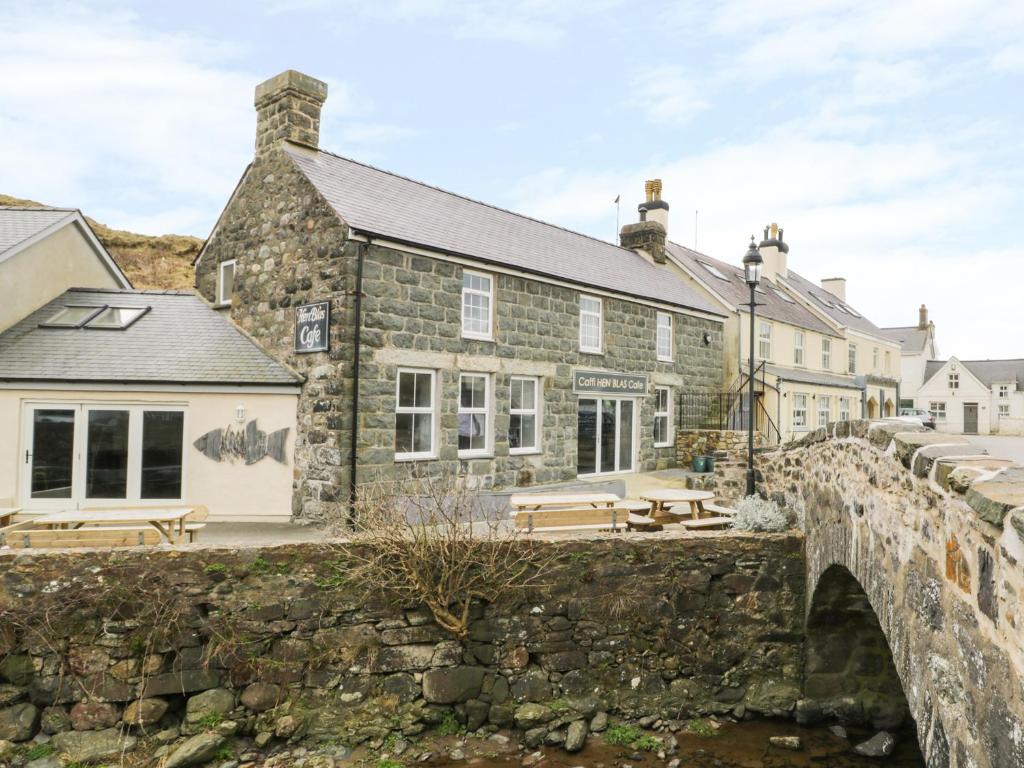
[1,0,1023,358]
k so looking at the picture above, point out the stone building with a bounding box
[195,70,726,522]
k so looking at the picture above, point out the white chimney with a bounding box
[821,277,847,302]
[759,222,788,281]
[637,179,669,234]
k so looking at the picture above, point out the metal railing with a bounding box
[677,387,781,447]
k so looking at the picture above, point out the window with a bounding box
[793,393,808,428]
[794,331,805,366]
[839,397,851,421]
[656,313,673,361]
[458,373,490,456]
[218,260,236,306]
[698,261,730,281]
[821,338,832,370]
[141,411,185,499]
[773,288,795,304]
[999,385,1009,398]
[948,373,959,390]
[758,321,772,361]
[41,305,105,328]
[579,296,602,353]
[395,369,435,460]
[509,377,540,454]
[654,387,672,447]
[818,396,831,427]
[461,270,493,340]
[86,306,149,330]
[848,343,857,374]
[872,347,879,370]
[884,351,892,374]
[998,403,1010,417]
[929,402,947,421]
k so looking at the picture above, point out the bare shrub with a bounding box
[340,472,552,639]
[731,495,791,532]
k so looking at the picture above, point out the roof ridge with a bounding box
[0,205,77,212]
[67,286,196,296]
[300,146,631,254]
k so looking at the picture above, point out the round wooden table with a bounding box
[640,489,715,524]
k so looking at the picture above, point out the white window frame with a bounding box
[930,402,947,421]
[217,260,236,306]
[998,384,1009,399]
[821,338,832,370]
[949,373,959,390]
[792,393,808,429]
[656,312,674,362]
[508,376,541,455]
[395,368,437,461]
[758,321,772,361]
[794,331,805,366]
[998,403,1010,417]
[817,395,831,427]
[579,296,603,354]
[839,397,851,421]
[848,343,857,375]
[457,372,491,458]
[654,386,673,447]
[461,270,494,341]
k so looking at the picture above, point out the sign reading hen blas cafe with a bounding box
[294,301,330,353]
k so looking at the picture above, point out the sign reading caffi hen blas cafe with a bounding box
[294,301,330,353]
[572,369,648,395]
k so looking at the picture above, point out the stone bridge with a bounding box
[762,421,1024,768]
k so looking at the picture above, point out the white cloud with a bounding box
[624,67,710,126]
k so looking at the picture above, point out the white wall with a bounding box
[915,360,991,434]
[0,388,298,521]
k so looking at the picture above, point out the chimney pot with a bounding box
[254,70,328,156]
[637,179,669,235]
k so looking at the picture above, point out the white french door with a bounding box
[20,402,186,510]
[577,397,637,477]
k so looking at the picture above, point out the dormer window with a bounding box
[218,260,236,306]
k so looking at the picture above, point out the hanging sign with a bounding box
[294,301,330,353]
[573,369,648,396]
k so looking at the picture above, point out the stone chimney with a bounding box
[254,70,328,156]
[620,180,668,264]
[918,304,929,330]
[758,223,789,281]
[821,277,847,302]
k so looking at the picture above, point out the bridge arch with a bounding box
[763,430,1024,768]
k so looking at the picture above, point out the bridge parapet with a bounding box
[761,420,1024,768]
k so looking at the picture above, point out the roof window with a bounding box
[698,261,730,281]
[40,304,150,330]
[772,288,795,304]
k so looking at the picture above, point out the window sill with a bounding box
[657,356,674,364]
[395,453,438,463]
[579,348,603,356]
[462,332,494,342]
[458,451,493,460]
[654,442,674,449]
[509,448,541,456]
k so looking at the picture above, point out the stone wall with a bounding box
[760,420,1024,768]
[197,146,725,523]
[675,429,750,467]
[0,535,803,761]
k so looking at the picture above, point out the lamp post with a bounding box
[742,236,763,497]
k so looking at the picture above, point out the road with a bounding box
[960,434,1024,465]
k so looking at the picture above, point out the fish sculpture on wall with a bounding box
[193,420,289,465]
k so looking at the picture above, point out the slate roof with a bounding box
[665,242,838,336]
[284,147,723,317]
[780,269,885,337]
[757,362,863,390]
[878,325,930,353]
[924,359,1024,391]
[0,288,302,386]
[0,207,77,257]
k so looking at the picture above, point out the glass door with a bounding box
[577,398,636,477]
[22,404,80,509]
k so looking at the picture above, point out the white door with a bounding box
[576,397,637,477]
[21,403,82,510]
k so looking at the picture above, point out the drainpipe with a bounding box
[347,238,368,527]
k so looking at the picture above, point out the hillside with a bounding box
[0,194,203,290]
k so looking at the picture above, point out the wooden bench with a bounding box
[678,516,733,531]
[703,503,737,517]
[4,526,164,549]
[513,507,656,533]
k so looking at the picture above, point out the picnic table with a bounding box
[1,507,197,548]
[509,492,620,511]
[0,507,20,528]
[640,489,715,524]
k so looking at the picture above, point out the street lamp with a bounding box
[742,236,763,497]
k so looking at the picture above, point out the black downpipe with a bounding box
[347,239,368,527]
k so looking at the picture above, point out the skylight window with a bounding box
[772,288,796,304]
[86,306,149,329]
[698,261,730,281]
[40,305,105,328]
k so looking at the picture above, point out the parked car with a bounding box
[897,407,936,429]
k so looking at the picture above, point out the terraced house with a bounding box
[195,70,726,522]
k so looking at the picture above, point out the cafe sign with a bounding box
[573,369,649,396]
[294,301,330,354]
